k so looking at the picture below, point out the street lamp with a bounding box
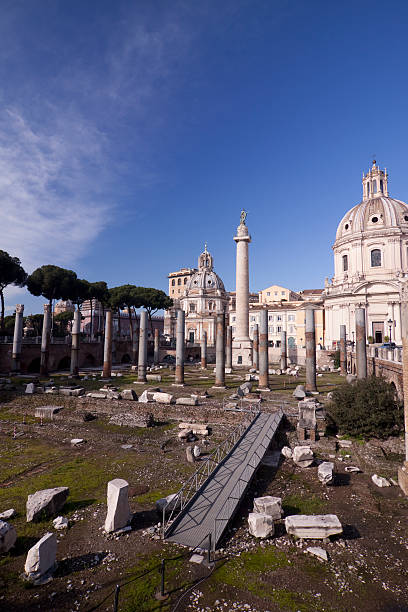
[387,318,393,343]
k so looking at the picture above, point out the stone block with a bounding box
[156,493,180,517]
[372,474,391,487]
[121,389,138,401]
[26,487,69,522]
[34,406,63,419]
[186,446,195,463]
[285,514,342,539]
[53,516,68,530]
[318,462,334,485]
[109,413,154,428]
[0,520,17,553]
[104,479,131,533]
[293,385,306,399]
[176,397,198,406]
[239,382,252,395]
[70,388,85,397]
[25,383,35,394]
[146,374,162,382]
[24,533,57,583]
[0,508,16,520]
[152,392,174,404]
[253,496,282,520]
[248,512,274,538]
[306,546,328,561]
[138,390,153,403]
[293,446,314,467]
[178,429,192,439]
[281,446,292,459]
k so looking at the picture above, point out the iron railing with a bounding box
[162,405,261,539]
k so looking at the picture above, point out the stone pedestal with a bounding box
[232,219,252,366]
[104,479,131,533]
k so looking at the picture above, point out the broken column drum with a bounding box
[355,308,367,379]
[225,325,232,370]
[40,304,51,376]
[305,307,317,392]
[215,313,226,387]
[11,304,24,372]
[70,308,81,376]
[280,330,287,371]
[252,324,259,370]
[201,331,207,369]
[175,309,185,385]
[138,310,148,382]
[102,309,113,378]
[339,324,347,375]
[154,328,159,365]
[258,309,269,390]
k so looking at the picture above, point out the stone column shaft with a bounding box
[258,310,269,390]
[154,328,159,365]
[305,308,317,392]
[356,308,367,379]
[280,330,287,371]
[40,304,51,376]
[138,310,148,382]
[11,304,24,372]
[201,331,207,369]
[70,309,81,376]
[235,239,250,340]
[252,325,259,370]
[103,309,112,378]
[175,309,185,385]
[215,313,226,387]
[225,325,232,370]
[398,298,408,493]
[340,325,347,375]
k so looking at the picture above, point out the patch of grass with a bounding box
[0,438,63,483]
[214,545,289,590]
[282,494,327,515]
[272,588,327,612]
[135,486,182,505]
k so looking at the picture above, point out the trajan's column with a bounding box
[232,210,252,366]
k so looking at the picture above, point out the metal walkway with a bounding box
[164,409,283,550]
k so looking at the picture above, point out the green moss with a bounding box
[135,486,182,506]
[214,545,289,590]
[0,438,63,483]
[282,494,326,515]
[272,588,326,611]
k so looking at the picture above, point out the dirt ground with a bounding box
[0,365,408,612]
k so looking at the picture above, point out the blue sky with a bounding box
[1,0,408,314]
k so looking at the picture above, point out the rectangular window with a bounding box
[277,315,281,321]
[232,316,236,322]
[281,291,285,296]
[250,316,255,321]
[268,315,272,321]
[266,292,270,296]
[277,326,282,333]
[274,291,278,296]
[268,326,273,333]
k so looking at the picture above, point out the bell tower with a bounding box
[362,160,388,200]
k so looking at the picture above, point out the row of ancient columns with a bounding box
[338,307,367,379]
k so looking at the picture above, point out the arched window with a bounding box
[177,278,181,285]
[380,179,383,193]
[184,277,187,284]
[342,254,348,271]
[171,279,175,286]
[367,182,370,196]
[371,249,382,267]
[372,181,377,194]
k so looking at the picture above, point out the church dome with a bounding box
[335,162,408,241]
[185,245,226,294]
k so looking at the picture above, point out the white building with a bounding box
[324,161,408,347]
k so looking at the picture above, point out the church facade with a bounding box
[324,162,408,347]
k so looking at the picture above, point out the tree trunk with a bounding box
[0,289,4,334]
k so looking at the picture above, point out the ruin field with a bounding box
[1,366,408,612]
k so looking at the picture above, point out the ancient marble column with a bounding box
[305,307,317,392]
[131,319,139,366]
[154,328,160,365]
[214,313,226,387]
[355,308,367,379]
[225,325,232,371]
[138,310,148,382]
[11,304,24,372]
[175,309,185,385]
[40,304,51,376]
[232,213,252,366]
[258,309,270,390]
[340,325,347,375]
[70,308,81,376]
[252,325,259,370]
[398,293,408,494]
[102,309,112,378]
[201,331,207,369]
[280,330,287,371]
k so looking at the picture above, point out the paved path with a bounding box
[166,410,283,550]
